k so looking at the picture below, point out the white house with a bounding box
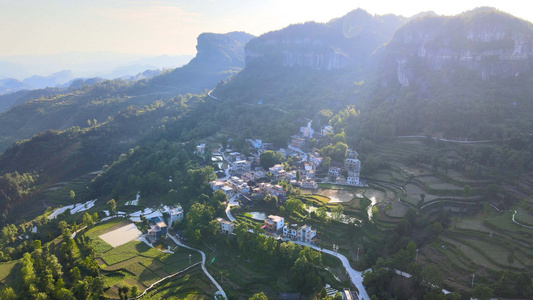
[221,186,234,196]
[300,126,312,138]
[329,166,342,177]
[232,160,251,175]
[228,152,244,162]
[269,164,284,177]
[283,224,317,243]
[166,206,184,227]
[246,139,263,149]
[347,175,359,186]
[264,215,284,233]
[297,225,316,243]
[345,158,361,172]
[290,137,305,149]
[210,181,226,191]
[321,125,333,135]
[300,180,318,189]
[268,185,287,197]
[309,154,323,167]
[196,143,206,155]
[216,218,235,234]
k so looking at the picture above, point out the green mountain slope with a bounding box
[0,32,253,152]
[366,7,533,139]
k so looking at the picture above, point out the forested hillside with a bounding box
[0,7,533,299]
[0,32,253,152]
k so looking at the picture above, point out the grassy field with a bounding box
[141,267,214,300]
[99,240,202,299]
[80,219,203,299]
[0,261,18,286]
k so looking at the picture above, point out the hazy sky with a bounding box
[1,0,531,57]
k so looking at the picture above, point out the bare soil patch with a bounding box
[99,223,142,248]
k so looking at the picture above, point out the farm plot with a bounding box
[99,240,201,299]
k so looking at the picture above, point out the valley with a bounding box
[0,6,532,300]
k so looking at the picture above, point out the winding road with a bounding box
[292,241,370,300]
[167,234,227,299]
[225,196,237,222]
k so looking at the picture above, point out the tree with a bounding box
[185,203,216,241]
[472,284,494,300]
[58,221,68,232]
[418,194,426,207]
[130,285,139,298]
[32,239,42,251]
[107,199,117,215]
[70,266,81,282]
[249,292,268,300]
[463,185,471,199]
[421,263,443,287]
[1,224,17,243]
[55,287,75,300]
[213,190,227,204]
[315,207,328,223]
[331,205,344,222]
[46,254,63,278]
[260,150,283,170]
[82,212,94,227]
[285,198,304,216]
[70,190,75,200]
[0,286,16,300]
[91,275,105,297]
[21,252,36,288]
[515,271,532,297]
[73,280,90,300]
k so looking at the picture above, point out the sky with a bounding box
[0,0,531,57]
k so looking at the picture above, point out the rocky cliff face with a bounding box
[148,31,254,93]
[245,9,405,70]
[384,8,533,87]
[193,31,254,71]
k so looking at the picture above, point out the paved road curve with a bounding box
[167,234,228,299]
[292,241,370,300]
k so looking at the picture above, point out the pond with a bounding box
[301,188,359,203]
[247,211,267,221]
[304,205,360,224]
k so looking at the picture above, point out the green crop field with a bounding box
[98,240,202,299]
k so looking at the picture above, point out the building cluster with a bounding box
[263,215,317,243]
[327,149,361,186]
[210,176,251,198]
[146,205,184,239]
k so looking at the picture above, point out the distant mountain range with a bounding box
[0,53,194,94]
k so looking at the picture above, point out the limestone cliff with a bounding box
[149,31,254,93]
[382,7,533,87]
[245,9,405,70]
